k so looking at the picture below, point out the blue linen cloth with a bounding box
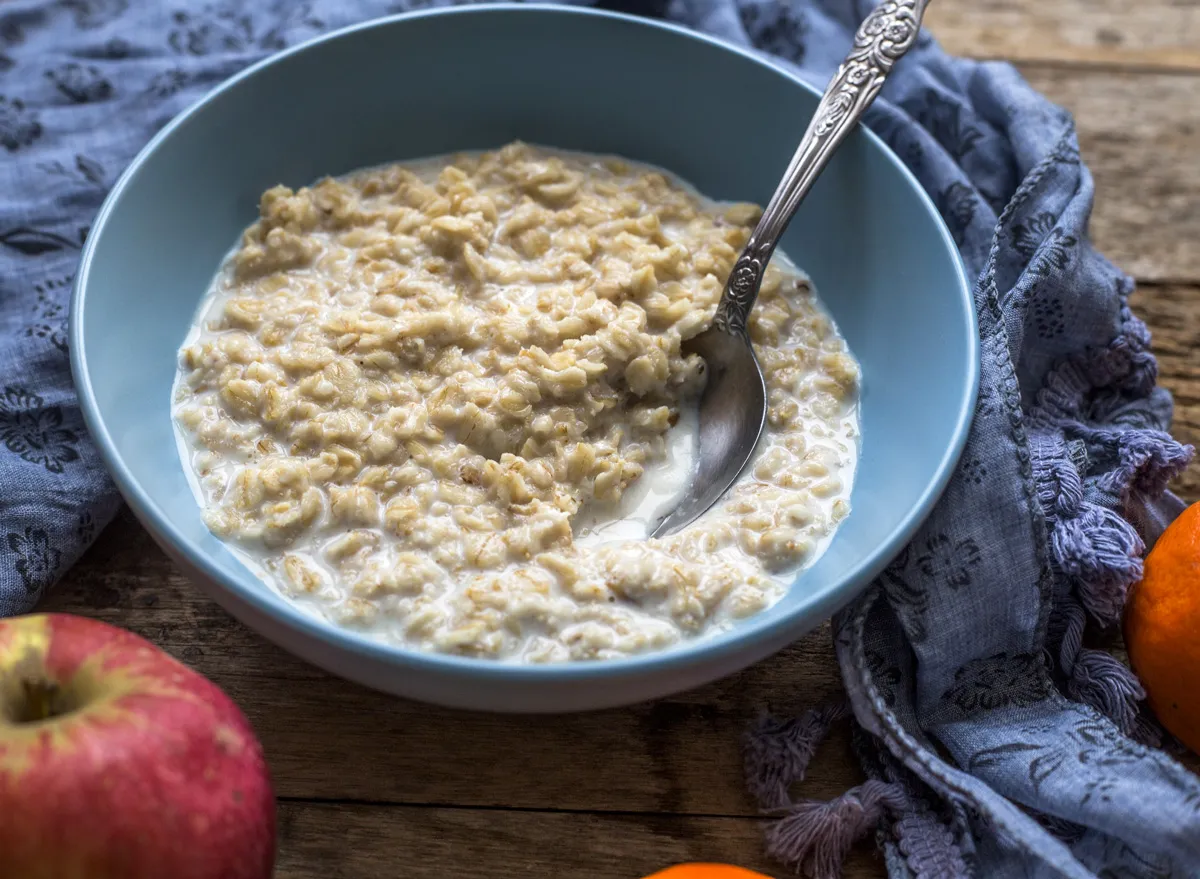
[1,1,1197,875]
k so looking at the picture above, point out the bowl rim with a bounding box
[70,3,978,685]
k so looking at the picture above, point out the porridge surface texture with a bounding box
[173,142,859,662]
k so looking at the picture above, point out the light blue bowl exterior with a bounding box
[70,5,977,712]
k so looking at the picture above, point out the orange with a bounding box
[641,866,774,879]
[1125,501,1200,754]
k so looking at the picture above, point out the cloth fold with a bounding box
[2,1,1196,876]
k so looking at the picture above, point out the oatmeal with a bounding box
[173,142,859,662]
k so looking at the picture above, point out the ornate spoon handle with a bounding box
[713,0,930,336]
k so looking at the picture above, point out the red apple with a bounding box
[0,613,275,878]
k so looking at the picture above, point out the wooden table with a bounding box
[41,3,1200,876]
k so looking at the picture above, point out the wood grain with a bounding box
[1023,70,1200,284]
[926,0,1200,73]
[922,3,1200,284]
[1133,284,1200,498]
[274,803,885,879]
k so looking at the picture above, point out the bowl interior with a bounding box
[74,8,974,682]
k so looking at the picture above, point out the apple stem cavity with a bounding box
[7,673,78,724]
[3,648,78,724]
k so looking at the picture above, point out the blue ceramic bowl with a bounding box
[71,5,976,712]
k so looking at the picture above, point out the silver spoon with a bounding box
[652,0,930,538]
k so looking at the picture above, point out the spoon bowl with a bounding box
[652,329,766,538]
[653,0,930,537]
